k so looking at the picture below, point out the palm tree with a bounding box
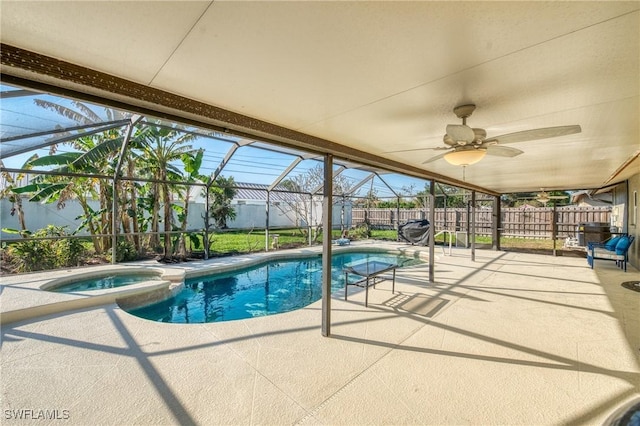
[174,149,206,259]
[134,123,197,259]
[209,175,237,229]
[0,156,36,232]
[16,99,134,254]
[15,134,125,253]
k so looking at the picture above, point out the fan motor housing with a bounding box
[453,104,476,119]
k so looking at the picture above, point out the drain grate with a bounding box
[621,281,640,293]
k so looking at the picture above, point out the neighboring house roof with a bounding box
[233,183,302,204]
[570,190,612,206]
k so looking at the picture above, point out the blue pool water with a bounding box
[127,251,423,323]
[50,274,157,292]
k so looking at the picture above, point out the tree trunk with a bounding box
[120,205,131,234]
[127,162,141,253]
[150,182,160,251]
[15,197,27,231]
[78,197,102,254]
[162,178,173,259]
[99,182,111,252]
[175,195,190,260]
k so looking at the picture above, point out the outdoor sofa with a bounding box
[587,234,635,272]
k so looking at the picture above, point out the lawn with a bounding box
[0,226,566,274]
[203,229,309,255]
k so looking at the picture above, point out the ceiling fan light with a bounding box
[537,190,551,203]
[443,148,486,166]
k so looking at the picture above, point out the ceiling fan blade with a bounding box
[385,147,430,154]
[446,124,475,143]
[486,145,524,157]
[422,152,448,164]
[485,125,581,145]
[385,146,450,154]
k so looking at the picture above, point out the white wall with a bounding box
[228,204,296,229]
[0,198,96,238]
[0,198,353,239]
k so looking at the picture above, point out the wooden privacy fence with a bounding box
[352,206,611,239]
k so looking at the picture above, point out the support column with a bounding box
[396,197,401,241]
[321,154,333,337]
[309,193,313,246]
[340,196,345,233]
[493,195,502,251]
[471,191,476,262]
[466,196,471,249]
[265,191,270,251]
[443,197,448,229]
[111,116,140,264]
[203,182,211,260]
[429,180,436,283]
[552,202,558,256]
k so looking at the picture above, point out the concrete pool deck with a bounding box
[1,242,639,425]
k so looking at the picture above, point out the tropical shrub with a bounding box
[350,223,371,239]
[2,225,86,272]
[106,239,138,263]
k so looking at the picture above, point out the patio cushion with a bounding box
[605,236,622,251]
[615,236,632,255]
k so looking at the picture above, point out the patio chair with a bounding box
[587,235,635,272]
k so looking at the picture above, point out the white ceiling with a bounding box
[1,1,638,194]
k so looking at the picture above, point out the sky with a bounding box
[0,83,429,199]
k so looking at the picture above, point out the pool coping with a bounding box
[0,241,430,325]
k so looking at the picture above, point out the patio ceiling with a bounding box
[1,1,638,194]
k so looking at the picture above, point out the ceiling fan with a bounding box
[408,104,581,166]
[519,190,568,203]
[534,190,568,204]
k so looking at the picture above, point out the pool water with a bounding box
[127,251,423,323]
[50,275,157,292]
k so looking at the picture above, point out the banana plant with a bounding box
[133,122,198,260]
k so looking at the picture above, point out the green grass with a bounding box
[369,229,460,244]
[207,229,308,255]
[205,228,450,254]
[70,229,562,260]
[498,237,556,250]
[1,227,563,274]
[99,229,563,257]
[203,231,558,255]
[369,229,397,240]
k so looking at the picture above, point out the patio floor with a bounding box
[1,242,639,425]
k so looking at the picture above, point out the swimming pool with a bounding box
[48,274,160,293]
[126,251,423,323]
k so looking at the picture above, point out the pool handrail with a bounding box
[434,229,454,256]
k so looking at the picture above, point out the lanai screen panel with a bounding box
[1,81,442,199]
[0,84,132,162]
